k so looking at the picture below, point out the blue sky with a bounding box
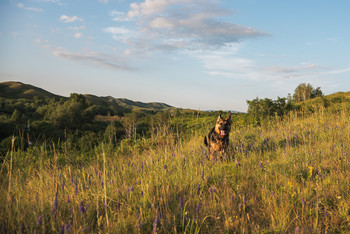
[1,0,350,112]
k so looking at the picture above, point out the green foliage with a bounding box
[247,96,294,124]
[293,83,323,102]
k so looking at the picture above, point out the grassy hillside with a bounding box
[84,95,174,114]
[297,91,350,112]
[0,81,63,99]
[0,81,175,114]
[1,103,349,233]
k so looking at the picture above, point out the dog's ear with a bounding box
[217,114,223,122]
[225,112,231,122]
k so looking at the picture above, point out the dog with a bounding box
[204,113,231,160]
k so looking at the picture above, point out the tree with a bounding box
[293,83,323,102]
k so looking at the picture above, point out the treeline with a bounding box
[246,83,324,124]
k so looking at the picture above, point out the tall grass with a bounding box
[1,106,349,233]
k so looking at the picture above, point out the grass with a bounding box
[1,105,350,233]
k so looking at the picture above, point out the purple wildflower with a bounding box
[53,192,58,211]
[197,184,200,195]
[152,213,159,234]
[243,197,246,206]
[94,167,98,176]
[301,197,305,206]
[80,201,86,214]
[65,223,71,232]
[36,215,43,225]
[130,185,134,192]
[67,196,70,204]
[201,170,204,179]
[180,196,184,209]
[101,181,104,187]
[206,176,211,183]
[74,181,78,194]
[141,162,143,170]
[141,191,144,197]
[60,225,65,234]
[61,180,65,191]
[163,164,166,169]
[196,203,200,215]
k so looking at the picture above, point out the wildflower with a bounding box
[65,223,71,232]
[101,181,104,187]
[74,181,78,194]
[53,192,58,211]
[197,184,200,195]
[67,196,70,204]
[141,191,144,197]
[152,213,159,234]
[163,164,166,169]
[196,203,200,216]
[301,197,305,206]
[180,196,184,209]
[130,185,134,192]
[80,201,86,214]
[206,176,211,183]
[94,167,98,176]
[201,170,204,179]
[259,161,262,168]
[243,197,246,206]
[36,215,44,225]
[59,225,65,234]
[61,180,65,191]
[308,166,313,178]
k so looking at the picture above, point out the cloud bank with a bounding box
[104,0,268,51]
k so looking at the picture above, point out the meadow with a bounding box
[1,104,350,233]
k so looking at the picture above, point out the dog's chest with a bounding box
[210,138,226,152]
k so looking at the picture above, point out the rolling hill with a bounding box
[0,81,63,99]
[0,81,174,113]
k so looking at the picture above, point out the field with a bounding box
[1,105,350,233]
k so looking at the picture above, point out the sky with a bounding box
[1,0,350,112]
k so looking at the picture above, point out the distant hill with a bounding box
[0,81,174,113]
[0,81,63,99]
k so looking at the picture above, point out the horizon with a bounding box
[1,0,350,112]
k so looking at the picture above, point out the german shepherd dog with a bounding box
[204,113,231,160]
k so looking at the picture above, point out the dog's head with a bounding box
[215,113,231,137]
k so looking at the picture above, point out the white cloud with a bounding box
[109,11,130,22]
[59,15,83,23]
[68,26,86,31]
[16,3,44,12]
[52,47,133,70]
[74,32,82,39]
[99,0,109,4]
[105,0,268,52]
[26,7,44,12]
[102,27,133,42]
